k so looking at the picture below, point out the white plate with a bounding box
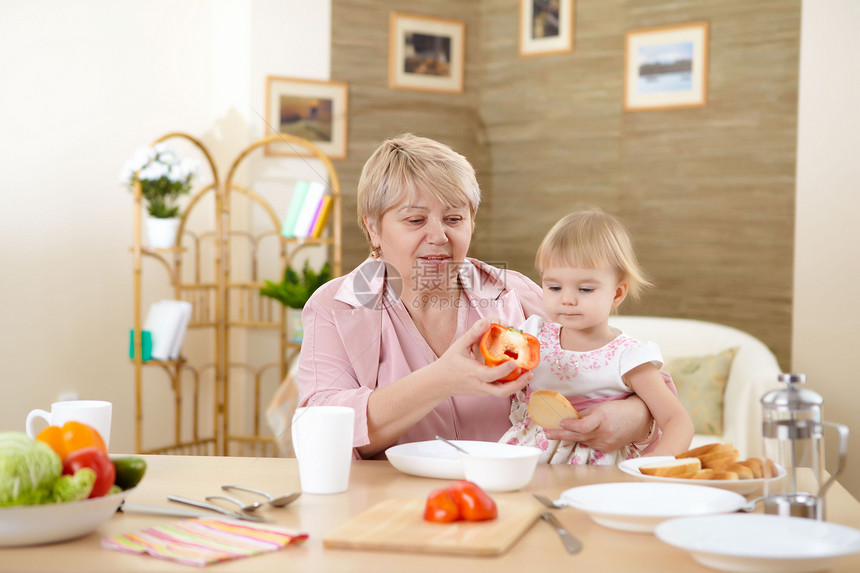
[618,456,786,495]
[558,482,747,533]
[655,514,860,573]
[0,489,131,547]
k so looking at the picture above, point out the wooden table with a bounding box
[3,455,860,572]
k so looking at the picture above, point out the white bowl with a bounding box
[0,488,132,547]
[458,442,541,492]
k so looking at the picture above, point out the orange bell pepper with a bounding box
[36,421,108,460]
[479,323,540,382]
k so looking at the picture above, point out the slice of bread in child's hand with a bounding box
[639,457,702,478]
[527,390,580,430]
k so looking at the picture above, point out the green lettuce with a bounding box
[0,431,94,506]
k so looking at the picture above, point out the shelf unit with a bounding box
[130,132,342,456]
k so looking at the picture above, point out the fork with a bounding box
[534,493,565,509]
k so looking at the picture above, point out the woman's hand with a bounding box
[433,316,533,398]
[545,396,653,451]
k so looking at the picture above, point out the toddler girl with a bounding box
[500,208,694,464]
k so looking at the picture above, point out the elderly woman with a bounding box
[296,134,655,459]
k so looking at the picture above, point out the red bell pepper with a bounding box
[62,447,116,498]
[423,487,461,523]
[479,323,540,382]
[423,480,498,523]
[449,480,498,521]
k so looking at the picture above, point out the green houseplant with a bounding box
[120,144,198,248]
[260,261,332,310]
[120,143,198,218]
[261,261,332,343]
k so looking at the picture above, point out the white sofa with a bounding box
[610,315,783,459]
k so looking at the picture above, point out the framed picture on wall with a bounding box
[389,12,465,94]
[519,0,574,57]
[264,76,349,159]
[624,22,709,112]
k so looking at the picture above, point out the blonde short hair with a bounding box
[356,134,481,243]
[535,208,652,301]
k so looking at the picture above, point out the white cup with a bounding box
[26,400,113,448]
[291,406,354,494]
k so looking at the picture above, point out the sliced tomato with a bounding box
[479,323,540,382]
[62,447,116,498]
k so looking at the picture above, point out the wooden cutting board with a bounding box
[323,498,542,556]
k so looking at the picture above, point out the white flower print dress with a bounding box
[499,315,664,465]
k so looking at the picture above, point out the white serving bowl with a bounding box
[458,442,541,492]
[0,488,131,547]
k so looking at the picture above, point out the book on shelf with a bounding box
[309,195,333,238]
[291,181,326,239]
[142,299,192,361]
[280,181,309,238]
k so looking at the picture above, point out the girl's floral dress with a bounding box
[499,315,665,465]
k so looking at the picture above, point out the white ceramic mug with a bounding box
[291,406,354,494]
[26,400,113,448]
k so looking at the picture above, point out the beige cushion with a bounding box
[664,347,739,436]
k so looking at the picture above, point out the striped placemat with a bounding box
[102,518,308,566]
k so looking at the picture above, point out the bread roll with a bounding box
[528,390,580,430]
[724,462,755,480]
[698,448,740,470]
[676,442,734,459]
[709,470,740,481]
[639,457,702,478]
[738,458,764,479]
[690,469,716,479]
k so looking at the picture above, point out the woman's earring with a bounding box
[371,246,381,259]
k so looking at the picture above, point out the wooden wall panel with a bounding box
[331,1,486,267]
[332,0,800,367]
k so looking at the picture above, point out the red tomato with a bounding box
[479,324,540,382]
[449,480,498,521]
[423,487,461,523]
[62,447,116,498]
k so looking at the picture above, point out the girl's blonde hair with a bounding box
[357,133,481,244]
[535,208,652,301]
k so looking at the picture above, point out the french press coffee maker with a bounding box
[761,373,849,519]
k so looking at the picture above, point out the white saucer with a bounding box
[655,514,860,572]
[558,482,746,533]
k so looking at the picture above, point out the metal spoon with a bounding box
[435,435,471,455]
[205,495,263,512]
[221,485,301,508]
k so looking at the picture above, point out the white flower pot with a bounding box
[146,217,181,249]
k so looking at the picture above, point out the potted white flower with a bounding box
[120,143,199,249]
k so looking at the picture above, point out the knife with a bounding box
[540,512,582,554]
[167,495,272,522]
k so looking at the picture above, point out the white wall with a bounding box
[0,0,331,455]
[794,0,860,498]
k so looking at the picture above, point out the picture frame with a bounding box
[388,12,465,94]
[624,22,709,112]
[264,76,349,159]
[519,0,574,57]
